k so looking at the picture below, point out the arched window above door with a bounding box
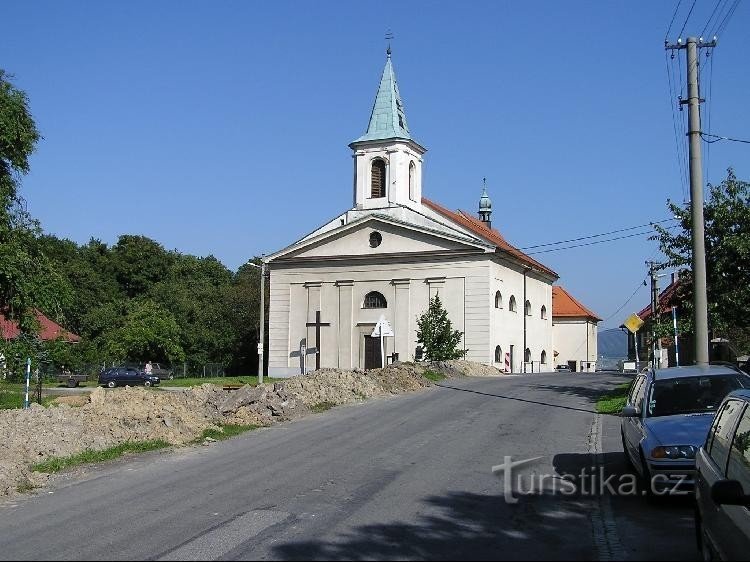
[363,291,387,309]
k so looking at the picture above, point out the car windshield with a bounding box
[647,374,750,417]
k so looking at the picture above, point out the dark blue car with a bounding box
[99,366,160,388]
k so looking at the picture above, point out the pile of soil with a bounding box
[0,360,503,497]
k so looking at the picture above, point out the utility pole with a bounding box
[665,36,716,365]
[647,261,660,369]
[258,258,266,384]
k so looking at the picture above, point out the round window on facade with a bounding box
[369,231,382,248]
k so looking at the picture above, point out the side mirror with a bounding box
[711,480,750,507]
[621,405,639,418]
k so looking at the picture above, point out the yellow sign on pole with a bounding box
[623,313,645,334]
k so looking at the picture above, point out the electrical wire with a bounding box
[526,230,657,255]
[702,0,728,38]
[603,279,648,323]
[714,0,742,37]
[666,0,684,40]
[519,218,677,251]
[678,0,698,39]
[701,133,750,144]
[665,51,689,201]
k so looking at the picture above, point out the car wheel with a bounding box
[67,379,78,388]
[107,380,116,389]
[144,380,152,387]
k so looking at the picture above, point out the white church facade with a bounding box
[265,51,591,376]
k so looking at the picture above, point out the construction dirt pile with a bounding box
[0,360,503,497]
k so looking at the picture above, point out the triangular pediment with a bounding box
[271,215,489,263]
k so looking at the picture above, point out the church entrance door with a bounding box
[364,335,382,370]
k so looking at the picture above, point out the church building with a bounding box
[265,51,564,377]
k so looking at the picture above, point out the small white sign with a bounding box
[371,316,394,337]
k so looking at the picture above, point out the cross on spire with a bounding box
[385,30,394,56]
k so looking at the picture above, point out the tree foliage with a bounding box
[102,300,184,364]
[653,168,750,351]
[0,69,71,335]
[416,294,465,361]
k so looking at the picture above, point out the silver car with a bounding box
[621,364,750,495]
[695,389,750,561]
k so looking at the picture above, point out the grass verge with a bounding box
[423,370,447,382]
[596,383,631,415]
[31,440,171,473]
[198,423,260,442]
[311,401,337,413]
[161,376,280,388]
[0,387,57,410]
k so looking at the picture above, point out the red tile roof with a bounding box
[638,278,681,320]
[421,197,558,278]
[0,310,80,342]
[552,286,602,321]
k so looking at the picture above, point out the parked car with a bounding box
[99,366,160,388]
[555,364,572,373]
[143,362,174,380]
[695,389,750,561]
[621,364,750,495]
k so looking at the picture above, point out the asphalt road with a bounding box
[0,373,699,561]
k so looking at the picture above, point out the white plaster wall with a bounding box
[267,256,490,376]
[353,141,424,212]
[552,318,599,372]
[488,261,554,373]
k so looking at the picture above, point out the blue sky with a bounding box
[3,1,748,331]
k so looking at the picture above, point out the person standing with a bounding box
[145,361,153,375]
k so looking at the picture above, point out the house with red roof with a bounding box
[551,286,602,372]
[0,310,80,343]
[264,50,596,375]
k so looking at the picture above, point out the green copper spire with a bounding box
[353,52,412,143]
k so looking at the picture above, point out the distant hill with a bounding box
[598,328,628,359]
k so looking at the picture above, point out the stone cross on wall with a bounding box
[305,311,330,370]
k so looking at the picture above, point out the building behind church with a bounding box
[265,50,598,376]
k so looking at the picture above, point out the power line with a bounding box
[701,132,750,144]
[665,51,689,201]
[526,230,657,255]
[519,218,677,251]
[702,0,728,38]
[714,0,742,37]
[678,0,698,39]
[603,278,648,323]
[665,0,684,40]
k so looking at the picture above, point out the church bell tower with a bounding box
[349,49,426,211]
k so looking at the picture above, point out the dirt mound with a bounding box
[50,395,90,407]
[429,360,504,378]
[0,360,503,498]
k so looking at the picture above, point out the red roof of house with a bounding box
[0,310,80,342]
[422,197,558,278]
[638,277,681,321]
[552,286,602,322]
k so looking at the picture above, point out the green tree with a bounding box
[149,254,234,366]
[102,300,184,364]
[416,294,465,361]
[111,235,175,297]
[653,168,750,351]
[0,70,71,335]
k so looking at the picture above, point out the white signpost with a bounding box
[371,316,394,368]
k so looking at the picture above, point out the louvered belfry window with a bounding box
[371,159,386,198]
